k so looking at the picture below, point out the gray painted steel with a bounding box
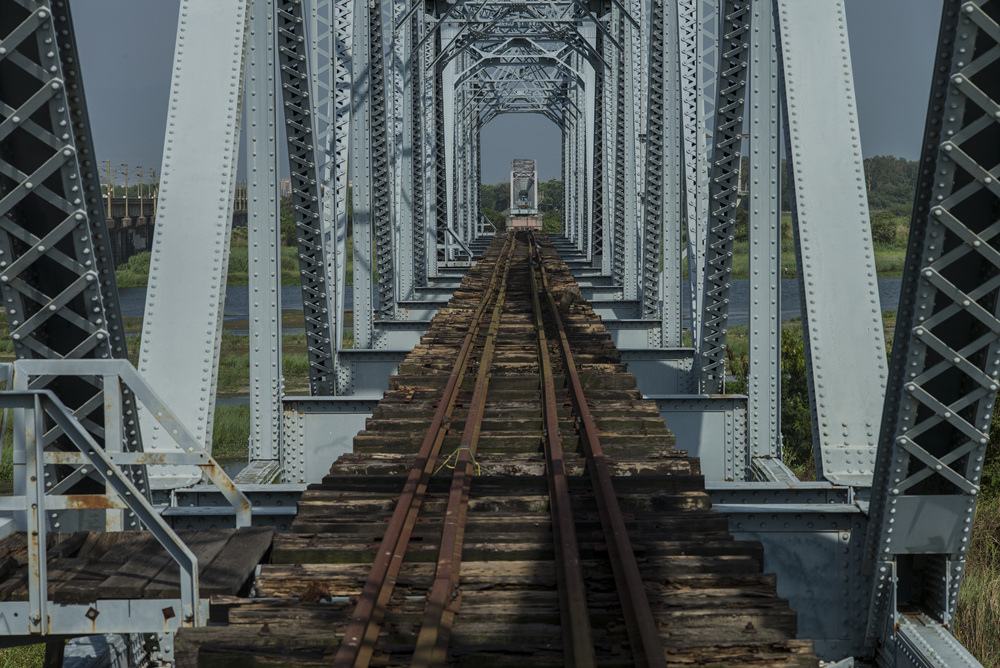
[138,0,249,489]
[0,1,994,665]
[775,1,888,486]
[865,0,1000,655]
[0,0,150,528]
[246,0,283,464]
[747,0,781,459]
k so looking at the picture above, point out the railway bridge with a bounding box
[0,0,996,666]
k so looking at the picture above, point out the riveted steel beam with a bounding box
[866,0,1000,654]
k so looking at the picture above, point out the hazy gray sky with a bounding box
[73,0,942,185]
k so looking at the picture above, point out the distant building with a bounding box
[279,178,292,196]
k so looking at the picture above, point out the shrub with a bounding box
[870,210,898,245]
[780,334,813,472]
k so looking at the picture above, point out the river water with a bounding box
[117,278,903,329]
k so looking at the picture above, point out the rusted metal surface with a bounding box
[412,237,515,666]
[177,232,820,668]
[531,233,664,667]
[529,239,596,667]
[335,236,515,667]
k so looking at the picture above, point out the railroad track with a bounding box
[177,232,817,667]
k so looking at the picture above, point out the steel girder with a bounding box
[392,0,415,306]
[371,0,395,324]
[776,0,887,486]
[696,1,750,394]
[0,0,149,529]
[611,0,639,301]
[276,0,339,394]
[246,0,283,462]
[641,0,684,346]
[349,0,378,347]
[432,32,448,270]
[590,30,605,270]
[410,10,428,289]
[746,0,780,458]
[680,0,718,346]
[600,25,615,276]
[137,0,249,488]
[866,0,1000,655]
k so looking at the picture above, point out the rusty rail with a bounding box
[411,232,517,666]
[529,232,666,668]
[528,240,597,667]
[334,234,515,667]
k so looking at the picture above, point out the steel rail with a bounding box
[411,232,517,665]
[529,232,666,668]
[528,236,597,667]
[334,233,515,667]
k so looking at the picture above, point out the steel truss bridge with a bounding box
[0,0,997,665]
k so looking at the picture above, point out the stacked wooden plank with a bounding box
[0,527,273,602]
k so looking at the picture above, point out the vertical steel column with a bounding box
[139,1,249,476]
[562,127,569,237]
[350,0,375,348]
[412,14,430,285]
[332,0,353,371]
[747,0,780,456]
[600,23,615,275]
[432,33,449,270]
[612,1,639,300]
[697,1,750,394]
[310,0,349,373]
[457,75,472,244]
[577,95,588,252]
[629,0,645,279]
[473,113,483,239]
[681,0,718,342]
[245,0,283,461]
[372,0,395,324]
[394,0,416,304]
[642,0,684,347]
[411,11,428,288]
[775,0,887,484]
[865,0,1000,651]
[277,0,339,395]
[582,31,597,264]
[590,32,605,268]
[450,61,464,249]
[441,42,456,258]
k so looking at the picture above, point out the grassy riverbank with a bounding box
[723,212,909,280]
[115,231,358,288]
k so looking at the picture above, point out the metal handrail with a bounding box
[479,214,498,235]
[13,359,252,528]
[444,227,474,259]
[1,389,203,631]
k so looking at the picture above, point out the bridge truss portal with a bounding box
[0,0,999,665]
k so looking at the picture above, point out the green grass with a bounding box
[212,404,251,459]
[711,212,909,280]
[115,233,361,289]
[116,246,302,288]
[955,496,1000,666]
[872,240,908,277]
[0,644,44,668]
